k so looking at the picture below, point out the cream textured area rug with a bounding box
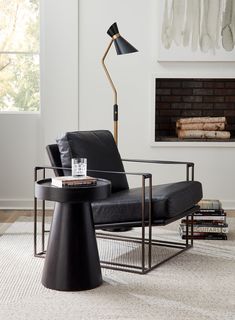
[0,217,235,320]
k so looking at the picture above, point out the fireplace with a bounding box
[155,78,235,142]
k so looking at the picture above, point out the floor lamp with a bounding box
[102,22,138,145]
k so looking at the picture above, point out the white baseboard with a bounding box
[221,200,235,211]
[0,199,235,211]
[0,199,54,210]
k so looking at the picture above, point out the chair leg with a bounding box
[34,197,46,258]
[186,215,189,246]
[191,213,194,246]
[141,176,146,273]
[34,196,37,256]
[148,175,152,270]
[42,200,46,252]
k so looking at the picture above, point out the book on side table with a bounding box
[51,176,97,187]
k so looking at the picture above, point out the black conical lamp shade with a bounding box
[113,37,138,55]
[107,22,138,55]
[107,22,119,37]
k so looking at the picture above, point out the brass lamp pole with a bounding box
[102,22,138,145]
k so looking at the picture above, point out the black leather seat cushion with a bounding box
[56,130,129,193]
[92,181,202,225]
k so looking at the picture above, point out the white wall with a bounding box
[78,0,235,209]
[1,0,234,209]
[0,0,78,208]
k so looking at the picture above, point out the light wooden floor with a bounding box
[0,209,235,224]
[0,210,53,223]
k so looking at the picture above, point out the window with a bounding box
[0,0,39,112]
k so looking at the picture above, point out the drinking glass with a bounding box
[71,158,87,177]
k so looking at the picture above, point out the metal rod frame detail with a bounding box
[34,164,195,274]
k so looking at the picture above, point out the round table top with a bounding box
[35,178,111,203]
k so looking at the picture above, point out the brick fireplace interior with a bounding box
[155,78,235,141]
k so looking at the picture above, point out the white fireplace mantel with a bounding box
[150,141,235,148]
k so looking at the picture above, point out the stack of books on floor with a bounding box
[51,176,97,187]
[179,199,228,240]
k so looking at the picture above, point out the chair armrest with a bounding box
[122,158,194,166]
[34,165,152,179]
[121,159,194,181]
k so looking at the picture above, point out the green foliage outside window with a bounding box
[0,0,39,112]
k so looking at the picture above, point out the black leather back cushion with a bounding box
[56,130,129,193]
[46,144,64,177]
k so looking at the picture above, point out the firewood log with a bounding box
[177,130,230,139]
[176,117,226,125]
[177,122,225,131]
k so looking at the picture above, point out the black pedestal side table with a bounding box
[35,178,111,291]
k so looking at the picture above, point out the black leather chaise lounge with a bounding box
[34,130,202,274]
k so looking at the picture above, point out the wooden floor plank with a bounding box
[0,210,52,223]
[0,209,234,223]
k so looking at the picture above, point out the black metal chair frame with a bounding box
[34,159,195,274]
